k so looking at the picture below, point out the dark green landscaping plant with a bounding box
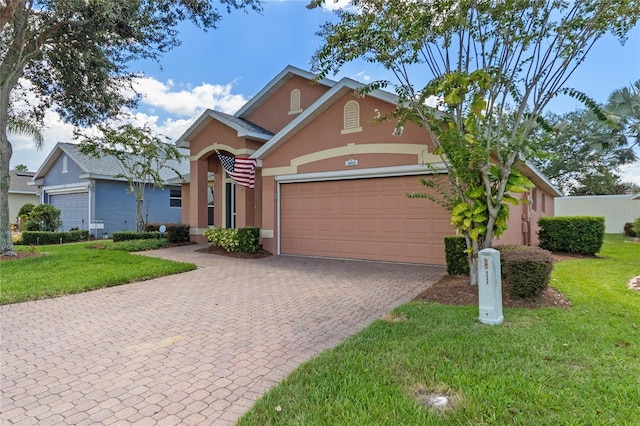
[538,216,605,255]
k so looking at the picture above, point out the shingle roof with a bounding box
[9,170,37,194]
[35,142,190,183]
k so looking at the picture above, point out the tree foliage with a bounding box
[533,110,636,195]
[313,0,639,284]
[533,81,640,195]
[0,0,261,255]
[78,123,186,233]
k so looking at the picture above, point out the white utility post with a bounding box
[478,248,504,325]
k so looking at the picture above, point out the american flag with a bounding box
[216,150,257,189]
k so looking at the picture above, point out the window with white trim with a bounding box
[341,100,362,134]
[289,89,302,115]
[169,187,182,207]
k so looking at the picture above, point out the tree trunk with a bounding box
[136,196,144,233]
[468,249,478,286]
[0,76,16,255]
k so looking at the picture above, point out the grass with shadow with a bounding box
[238,235,640,425]
[0,241,196,304]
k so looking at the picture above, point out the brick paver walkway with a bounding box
[1,245,444,425]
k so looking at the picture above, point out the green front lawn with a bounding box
[0,242,196,304]
[239,235,640,425]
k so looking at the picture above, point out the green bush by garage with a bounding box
[538,216,605,255]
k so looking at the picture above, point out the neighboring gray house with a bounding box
[9,170,40,224]
[30,142,189,237]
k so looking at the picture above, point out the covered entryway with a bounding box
[49,192,89,231]
[279,176,453,265]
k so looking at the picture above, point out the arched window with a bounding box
[341,100,362,134]
[289,89,302,115]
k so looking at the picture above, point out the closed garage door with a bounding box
[49,193,89,231]
[280,176,453,265]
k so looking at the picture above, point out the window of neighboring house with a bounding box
[530,188,537,211]
[62,155,68,173]
[541,192,546,213]
[289,89,302,115]
[169,187,182,207]
[341,100,362,134]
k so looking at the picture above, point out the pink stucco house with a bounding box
[176,66,560,265]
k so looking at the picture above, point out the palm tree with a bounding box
[607,80,640,152]
[13,164,28,172]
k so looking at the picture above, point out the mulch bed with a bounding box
[413,274,572,309]
[195,244,272,259]
[0,251,41,261]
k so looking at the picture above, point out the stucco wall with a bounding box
[9,193,40,224]
[43,153,85,186]
[555,195,640,233]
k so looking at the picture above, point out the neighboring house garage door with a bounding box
[49,193,89,231]
[280,176,453,265]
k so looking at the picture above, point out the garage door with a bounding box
[49,193,89,231]
[280,176,453,265]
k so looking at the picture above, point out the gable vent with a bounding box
[342,100,362,134]
[289,89,302,115]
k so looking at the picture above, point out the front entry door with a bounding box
[225,181,236,229]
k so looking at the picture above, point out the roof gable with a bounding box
[235,65,337,119]
[175,109,273,148]
[34,142,189,182]
[251,77,399,160]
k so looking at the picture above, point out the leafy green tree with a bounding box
[27,203,62,232]
[0,1,261,255]
[78,123,186,233]
[313,0,638,285]
[533,110,635,195]
[17,202,34,217]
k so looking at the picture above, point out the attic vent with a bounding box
[289,89,302,115]
[62,155,68,173]
[341,100,362,134]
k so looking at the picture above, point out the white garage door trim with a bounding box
[275,164,447,256]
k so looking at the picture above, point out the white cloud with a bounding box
[9,76,248,172]
[133,77,247,116]
[620,162,640,186]
[356,71,371,82]
[320,0,355,11]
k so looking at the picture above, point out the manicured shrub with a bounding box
[18,203,35,217]
[145,223,190,243]
[444,235,469,275]
[204,227,261,253]
[112,231,160,242]
[624,222,637,238]
[633,217,640,237]
[29,203,63,232]
[236,227,260,253]
[19,230,89,245]
[501,246,554,298]
[538,216,605,255]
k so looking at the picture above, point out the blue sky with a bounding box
[11,1,640,184]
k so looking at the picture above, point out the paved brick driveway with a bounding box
[1,245,444,425]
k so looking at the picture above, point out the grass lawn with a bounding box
[239,235,640,425]
[0,241,196,304]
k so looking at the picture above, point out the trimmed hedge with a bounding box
[500,245,554,298]
[444,235,469,275]
[145,223,190,243]
[19,230,90,245]
[634,217,640,237]
[112,231,160,242]
[538,216,605,255]
[204,227,260,253]
[624,222,637,238]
